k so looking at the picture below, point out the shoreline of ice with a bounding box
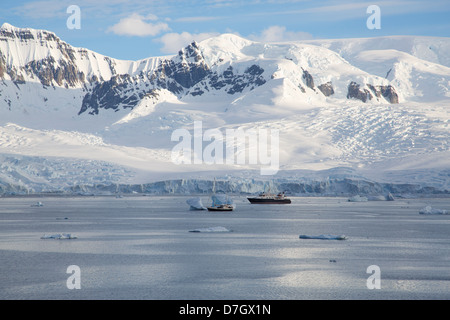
[1,177,449,199]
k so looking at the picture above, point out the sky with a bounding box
[1,0,449,61]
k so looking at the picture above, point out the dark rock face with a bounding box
[367,84,399,104]
[318,82,334,96]
[170,42,211,89]
[79,75,136,115]
[79,75,164,115]
[0,52,26,86]
[148,42,211,93]
[380,85,399,103]
[367,84,381,98]
[204,64,266,95]
[24,57,84,87]
[302,69,315,89]
[0,28,35,41]
[156,60,209,93]
[147,60,187,95]
[0,52,6,78]
[347,81,372,102]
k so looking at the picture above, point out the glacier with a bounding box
[0,156,448,198]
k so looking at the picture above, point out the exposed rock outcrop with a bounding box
[204,64,266,95]
[367,84,399,104]
[0,52,5,78]
[24,57,84,87]
[318,81,334,96]
[347,81,372,102]
[379,85,399,104]
[302,69,315,89]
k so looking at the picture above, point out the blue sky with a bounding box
[1,0,449,60]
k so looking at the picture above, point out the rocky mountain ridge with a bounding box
[1,23,423,119]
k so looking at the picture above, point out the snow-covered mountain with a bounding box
[0,23,449,195]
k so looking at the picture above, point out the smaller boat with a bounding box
[207,178,235,212]
[247,189,291,204]
[207,204,234,212]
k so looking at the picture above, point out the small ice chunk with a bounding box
[189,226,231,233]
[31,201,44,207]
[348,195,368,202]
[41,233,78,239]
[419,206,448,215]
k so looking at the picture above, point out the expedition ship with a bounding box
[247,191,291,204]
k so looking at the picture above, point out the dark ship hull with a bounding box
[247,197,291,204]
[207,205,234,211]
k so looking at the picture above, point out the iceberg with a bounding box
[186,197,206,210]
[31,201,44,207]
[419,206,448,215]
[41,233,78,239]
[189,226,231,233]
[348,195,368,202]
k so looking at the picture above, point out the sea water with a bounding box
[0,195,449,300]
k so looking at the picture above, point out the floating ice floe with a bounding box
[31,201,44,207]
[41,233,77,239]
[186,197,206,210]
[189,226,231,233]
[348,195,368,202]
[299,234,348,240]
[419,206,448,215]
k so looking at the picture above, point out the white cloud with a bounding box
[249,26,313,42]
[157,31,220,54]
[156,26,313,54]
[107,13,170,37]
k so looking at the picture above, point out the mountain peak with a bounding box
[197,33,255,65]
[1,22,15,30]
[200,33,254,48]
[0,22,34,32]
[1,22,35,33]
[0,22,60,41]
